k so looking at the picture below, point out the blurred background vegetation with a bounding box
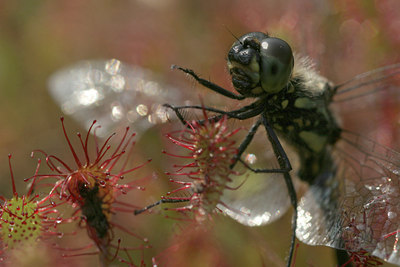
[0,0,399,266]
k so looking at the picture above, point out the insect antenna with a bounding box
[223,25,242,45]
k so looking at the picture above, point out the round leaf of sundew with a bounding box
[1,196,42,249]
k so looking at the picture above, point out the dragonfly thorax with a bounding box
[265,63,342,183]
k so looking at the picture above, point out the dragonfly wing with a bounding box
[218,129,300,226]
[296,161,344,247]
[218,172,291,226]
[333,63,400,102]
[297,132,400,265]
[333,63,400,149]
[338,132,400,264]
[48,59,189,136]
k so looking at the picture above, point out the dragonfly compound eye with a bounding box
[259,37,294,94]
[227,32,294,96]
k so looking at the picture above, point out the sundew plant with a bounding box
[136,111,242,222]
[0,155,68,266]
[2,1,400,267]
[24,118,152,266]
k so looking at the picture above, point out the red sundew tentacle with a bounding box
[111,244,150,251]
[76,170,93,185]
[174,166,196,173]
[383,229,400,238]
[167,132,194,143]
[43,179,63,198]
[226,127,242,137]
[24,173,65,183]
[30,150,52,170]
[167,136,195,151]
[107,238,121,263]
[111,222,147,242]
[31,149,48,158]
[166,172,200,177]
[47,155,73,173]
[77,132,90,166]
[185,175,204,181]
[92,125,102,155]
[38,207,61,216]
[173,138,196,146]
[8,154,17,197]
[21,195,27,213]
[59,176,74,198]
[168,180,192,186]
[118,159,152,176]
[116,175,149,188]
[167,206,194,213]
[173,162,198,169]
[114,133,136,173]
[166,128,195,137]
[99,150,126,170]
[186,120,196,133]
[93,145,112,167]
[62,251,100,258]
[119,249,135,267]
[162,150,193,158]
[173,135,196,146]
[83,120,97,164]
[108,127,130,163]
[61,117,82,168]
[113,184,142,195]
[200,103,209,123]
[93,133,115,165]
[167,186,191,195]
[27,158,41,197]
[52,242,94,252]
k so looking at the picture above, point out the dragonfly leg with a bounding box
[163,100,263,126]
[237,158,289,173]
[172,65,245,100]
[261,114,297,267]
[230,118,262,169]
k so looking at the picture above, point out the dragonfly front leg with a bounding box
[163,100,264,127]
[172,65,245,100]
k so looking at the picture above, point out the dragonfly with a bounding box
[48,32,400,266]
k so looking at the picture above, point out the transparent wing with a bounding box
[333,63,400,103]
[297,64,400,264]
[218,172,291,227]
[333,63,400,148]
[297,132,400,265]
[48,59,192,137]
[217,126,299,226]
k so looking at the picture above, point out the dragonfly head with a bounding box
[227,32,294,97]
